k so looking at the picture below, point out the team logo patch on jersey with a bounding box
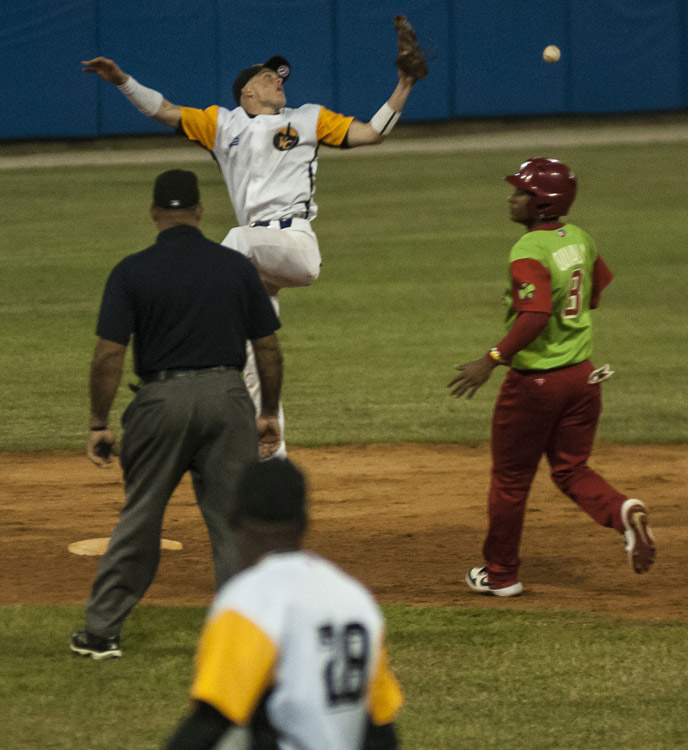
[273,124,299,151]
[518,282,536,301]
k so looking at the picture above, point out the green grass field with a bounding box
[3,606,687,749]
[2,135,687,448]
[2,124,687,748]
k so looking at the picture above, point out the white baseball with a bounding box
[543,45,561,63]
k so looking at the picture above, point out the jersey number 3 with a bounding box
[319,622,370,706]
[563,269,583,318]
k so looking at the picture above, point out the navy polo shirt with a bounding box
[96,225,280,376]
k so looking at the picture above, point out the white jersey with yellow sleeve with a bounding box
[191,551,403,750]
[181,104,353,226]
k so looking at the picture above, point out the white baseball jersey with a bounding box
[181,104,354,226]
[191,551,403,750]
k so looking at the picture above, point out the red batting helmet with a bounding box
[505,158,577,219]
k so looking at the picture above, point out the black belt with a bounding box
[513,362,579,375]
[250,217,294,229]
[139,366,238,384]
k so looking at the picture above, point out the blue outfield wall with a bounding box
[1,0,688,140]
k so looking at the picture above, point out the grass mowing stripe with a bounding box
[1,143,687,447]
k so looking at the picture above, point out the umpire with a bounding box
[71,169,283,660]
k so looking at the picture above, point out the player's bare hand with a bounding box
[257,415,281,460]
[448,357,494,399]
[81,57,128,85]
[86,429,120,468]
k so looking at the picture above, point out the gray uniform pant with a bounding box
[85,368,256,639]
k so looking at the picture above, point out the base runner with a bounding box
[448,157,656,597]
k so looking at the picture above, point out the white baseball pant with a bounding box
[223,220,322,458]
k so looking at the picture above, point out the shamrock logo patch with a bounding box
[518,282,536,301]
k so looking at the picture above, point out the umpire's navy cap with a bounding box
[232,56,291,106]
[234,458,306,524]
[153,169,200,209]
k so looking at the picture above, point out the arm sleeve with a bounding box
[494,311,550,363]
[191,610,278,725]
[367,643,404,725]
[510,257,552,313]
[165,701,233,750]
[316,106,356,146]
[591,254,613,309]
[95,263,134,346]
[180,106,220,150]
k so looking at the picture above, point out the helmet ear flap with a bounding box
[531,198,554,219]
[505,158,576,219]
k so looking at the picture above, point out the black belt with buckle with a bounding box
[139,366,237,384]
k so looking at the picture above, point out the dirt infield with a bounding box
[1,444,684,622]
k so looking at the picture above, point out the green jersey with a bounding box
[505,223,610,371]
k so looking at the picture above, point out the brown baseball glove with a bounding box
[394,14,431,81]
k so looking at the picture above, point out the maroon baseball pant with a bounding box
[484,359,626,587]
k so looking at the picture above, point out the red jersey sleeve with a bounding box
[510,258,552,313]
[494,311,550,363]
[591,255,613,309]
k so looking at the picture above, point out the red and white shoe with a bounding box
[465,566,523,597]
[621,499,656,574]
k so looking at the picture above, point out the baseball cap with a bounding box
[234,458,307,524]
[153,169,200,209]
[232,55,291,105]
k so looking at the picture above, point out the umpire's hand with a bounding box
[86,429,120,468]
[257,415,281,460]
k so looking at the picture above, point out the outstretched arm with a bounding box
[82,57,182,128]
[345,71,416,148]
[347,14,429,147]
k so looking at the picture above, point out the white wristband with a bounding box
[117,76,164,117]
[370,101,401,136]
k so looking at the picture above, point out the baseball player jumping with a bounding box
[82,17,428,458]
[448,157,656,597]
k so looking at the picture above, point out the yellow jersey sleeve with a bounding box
[367,644,404,725]
[191,610,278,724]
[180,105,220,150]
[316,106,355,147]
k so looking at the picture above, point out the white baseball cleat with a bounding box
[621,499,656,574]
[465,566,523,597]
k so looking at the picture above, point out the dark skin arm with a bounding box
[87,338,126,466]
[165,700,232,750]
[251,333,283,459]
[447,356,497,400]
[448,311,550,399]
[363,719,399,750]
